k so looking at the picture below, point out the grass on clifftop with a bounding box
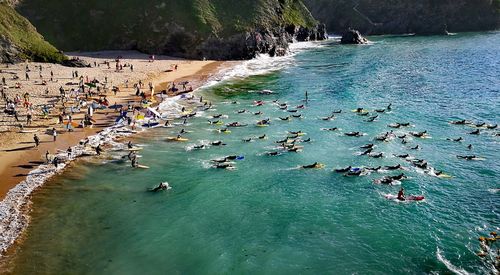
[16,0,318,53]
[0,2,66,62]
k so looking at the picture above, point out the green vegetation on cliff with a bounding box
[304,0,499,35]
[0,2,65,63]
[15,0,318,58]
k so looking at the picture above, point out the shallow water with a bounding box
[5,32,500,274]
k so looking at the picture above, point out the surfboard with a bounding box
[166,137,189,142]
[136,165,150,169]
[19,129,38,133]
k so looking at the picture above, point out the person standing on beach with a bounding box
[53,156,59,168]
[96,145,102,155]
[25,72,29,81]
[45,150,50,163]
[13,110,19,122]
[26,111,32,125]
[33,134,40,147]
[52,128,57,141]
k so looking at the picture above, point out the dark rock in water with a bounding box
[61,58,91,68]
[340,29,369,44]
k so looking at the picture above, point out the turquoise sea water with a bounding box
[5,33,500,274]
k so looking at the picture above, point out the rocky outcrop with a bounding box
[304,0,500,35]
[197,23,327,60]
[0,35,22,63]
[61,58,91,68]
[340,29,368,44]
[0,2,66,63]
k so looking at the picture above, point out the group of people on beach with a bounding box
[0,55,192,174]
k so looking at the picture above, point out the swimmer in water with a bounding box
[302,162,321,169]
[450,119,467,125]
[211,141,226,146]
[410,130,427,138]
[366,115,378,122]
[152,182,170,192]
[385,164,402,170]
[369,152,383,158]
[447,137,463,142]
[469,129,480,135]
[360,148,373,155]
[360,143,374,149]
[344,131,362,137]
[457,155,478,160]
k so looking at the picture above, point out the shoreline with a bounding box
[0,52,234,256]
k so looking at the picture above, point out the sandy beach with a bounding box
[0,51,226,200]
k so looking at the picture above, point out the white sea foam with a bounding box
[436,247,471,275]
[201,40,327,89]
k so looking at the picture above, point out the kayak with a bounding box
[385,194,425,201]
[166,137,189,142]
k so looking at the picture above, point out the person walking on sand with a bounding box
[33,134,40,147]
[52,127,57,142]
[25,72,29,81]
[96,144,102,155]
[45,150,50,163]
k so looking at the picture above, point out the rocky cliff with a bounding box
[14,0,327,60]
[0,2,66,63]
[304,0,500,35]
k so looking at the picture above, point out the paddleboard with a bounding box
[385,194,425,201]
